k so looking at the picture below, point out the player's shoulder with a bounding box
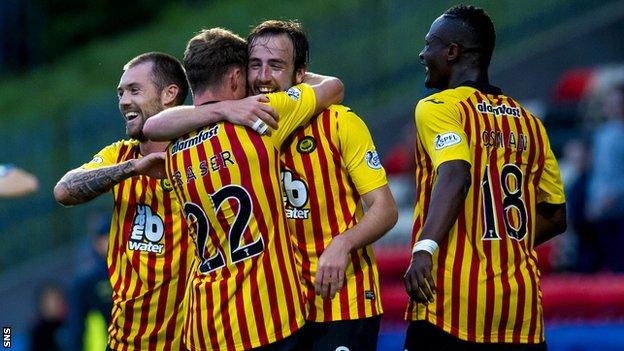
[417,88,469,108]
[323,104,356,115]
[101,139,137,152]
[266,83,313,104]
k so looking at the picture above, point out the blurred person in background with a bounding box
[558,139,598,272]
[29,283,68,351]
[403,5,566,351]
[65,212,113,351]
[0,164,38,197]
[586,84,624,272]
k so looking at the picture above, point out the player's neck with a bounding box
[139,140,169,155]
[448,67,489,89]
[193,87,237,106]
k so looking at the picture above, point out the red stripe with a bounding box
[298,120,330,320]
[435,235,448,329]
[362,247,379,316]
[521,111,539,342]
[203,129,238,350]
[464,100,482,341]
[227,125,271,346]
[237,127,283,343]
[524,111,544,342]
[135,176,153,349]
[475,93,495,342]
[316,113,358,319]
[450,210,467,334]
[181,144,214,350]
[496,96,513,342]
[506,98,529,342]
[282,143,316,320]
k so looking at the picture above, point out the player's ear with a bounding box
[294,64,307,85]
[447,42,460,62]
[161,84,179,106]
[229,67,245,94]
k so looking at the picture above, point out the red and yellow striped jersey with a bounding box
[405,83,565,344]
[165,84,316,351]
[81,140,193,351]
[281,105,387,322]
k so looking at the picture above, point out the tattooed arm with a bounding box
[53,153,165,206]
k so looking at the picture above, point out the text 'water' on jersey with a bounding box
[81,140,193,351]
[281,105,388,322]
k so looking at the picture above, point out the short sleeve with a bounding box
[80,142,124,170]
[415,97,471,170]
[266,83,317,147]
[536,125,566,204]
[337,108,388,195]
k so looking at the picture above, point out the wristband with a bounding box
[412,239,439,255]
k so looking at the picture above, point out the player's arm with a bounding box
[303,72,344,115]
[53,153,164,206]
[403,98,471,304]
[142,96,279,141]
[0,165,39,198]
[533,123,567,246]
[404,160,471,304]
[316,185,397,299]
[535,202,567,246]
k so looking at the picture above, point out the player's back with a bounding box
[166,122,305,350]
[410,83,565,344]
[164,84,317,351]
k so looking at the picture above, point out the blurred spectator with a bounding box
[560,139,599,272]
[65,213,112,351]
[0,164,38,198]
[29,283,68,351]
[586,84,624,272]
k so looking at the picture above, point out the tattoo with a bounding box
[57,161,135,204]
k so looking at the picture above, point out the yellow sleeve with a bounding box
[337,107,388,195]
[414,96,471,170]
[80,141,124,170]
[266,83,317,147]
[536,123,566,204]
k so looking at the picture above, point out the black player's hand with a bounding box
[403,251,436,304]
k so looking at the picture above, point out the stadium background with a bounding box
[1,0,623,349]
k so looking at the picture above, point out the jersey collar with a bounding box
[458,80,503,95]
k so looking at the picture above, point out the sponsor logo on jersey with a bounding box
[91,155,104,164]
[128,204,165,254]
[281,170,310,219]
[434,132,462,150]
[476,101,521,117]
[365,150,382,170]
[425,98,444,104]
[365,290,376,300]
[160,179,173,192]
[297,136,316,154]
[286,87,301,101]
[170,125,219,155]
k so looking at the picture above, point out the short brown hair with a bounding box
[124,52,189,106]
[184,28,247,95]
[248,20,309,71]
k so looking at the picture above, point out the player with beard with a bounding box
[54,52,281,351]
